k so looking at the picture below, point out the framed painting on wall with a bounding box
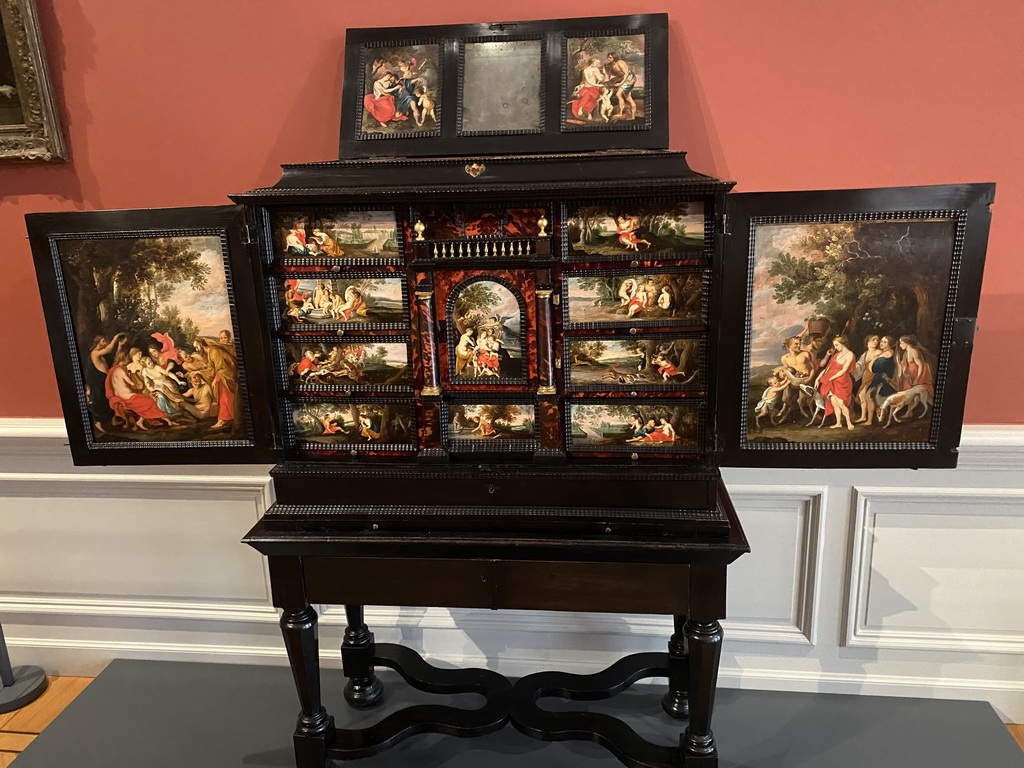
[0,0,66,161]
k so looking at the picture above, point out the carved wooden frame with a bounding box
[0,0,66,161]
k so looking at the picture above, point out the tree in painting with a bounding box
[449,404,535,440]
[450,280,523,379]
[58,236,241,443]
[747,218,956,442]
[571,403,699,448]
[566,272,703,325]
[281,277,404,326]
[294,402,414,446]
[567,203,704,257]
[286,342,410,389]
[565,34,644,126]
[361,45,439,134]
[569,337,700,388]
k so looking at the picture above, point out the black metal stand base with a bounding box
[328,643,513,761]
[0,665,48,714]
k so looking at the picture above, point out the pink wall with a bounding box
[2,0,1020,422]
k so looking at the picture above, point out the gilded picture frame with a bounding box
[0,0,66,161]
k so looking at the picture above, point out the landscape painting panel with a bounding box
[361,44,440,135]
[273,210,400,260]
[565,272,703,327]
[565,34,644,127]
[746,218,956,443]
[57,235,244,443]
[292,402,415,447]
[448,403,536,441]
[279,277,406,327]
[567,202,704,258]
[284,341,410,390]
[450,280,524,380]
[570,403,700,450]
[568,337,702,389]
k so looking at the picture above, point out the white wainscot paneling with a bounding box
[722,486,825,645]
[847,486,1024,654]
[0,472,276,622]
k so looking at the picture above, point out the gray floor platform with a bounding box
[11,658,1024,767]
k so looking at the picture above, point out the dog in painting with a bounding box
[878,385,932,428]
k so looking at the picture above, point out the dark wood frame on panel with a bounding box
[26,206,280,465]
[441,394,540,453]
[339,14,668,159]
[717,183,995,469]
[566,397,707,457]
[275,335,415,395]
[285,396,419,455]
[561,266,710,331]
[561,197,714,263]
[563,331,707,393]
[457,34,547,137]
[269,270,411,333]
[263,205,407,268]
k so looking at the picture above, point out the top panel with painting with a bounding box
[340,14,668,158]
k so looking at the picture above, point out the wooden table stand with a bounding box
[245,481,747,768]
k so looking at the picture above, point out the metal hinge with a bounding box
[717,213,730,236]
[952,317,978,348]
[241,224,256,245]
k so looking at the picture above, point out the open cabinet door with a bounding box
[717,183,994,469]
[28,205,283,465]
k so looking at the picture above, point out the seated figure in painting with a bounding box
[105,347,174,431]
[335,286,369,321]
[311,228,345,257]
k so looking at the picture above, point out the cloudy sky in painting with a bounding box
[160,237,233,338]
[747,223,828,368]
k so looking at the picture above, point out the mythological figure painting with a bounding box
[283,341,411,391]
[567,337,702,390]
[279,277,406,327]
[361,44,440,135]
[565,34,644,128]
[564,272,703,328]
[450,280,524,380]
[56,235,244,443]
[566,202,703,259]
[569,403,700,451]
[292,401,415,448]
[447,403,536,442]
[274,210,400,262]
[746,218,957,443]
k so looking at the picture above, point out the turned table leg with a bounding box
[280,605,335,768]
[661,613,690,719]
[342,605,384,708]
[681,619,722,764]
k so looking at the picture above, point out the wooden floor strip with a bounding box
[0,751,18,768]
[1009,724,1024,752]
[0,732,33,751]
[1,676,92,735]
